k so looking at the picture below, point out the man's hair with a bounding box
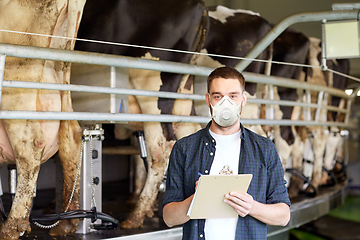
[207,66,245,93]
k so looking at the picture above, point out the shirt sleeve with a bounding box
[266,141,291,206]
[162,141,186,208]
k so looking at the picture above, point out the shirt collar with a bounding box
[203,121,246,142]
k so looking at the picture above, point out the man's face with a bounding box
[206,77,247,115]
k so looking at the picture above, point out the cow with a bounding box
[0,0,86,239]
[193,5,272,137]
[74,0,208,228]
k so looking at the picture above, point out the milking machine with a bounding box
[133,130,167,193]
[0,124,118,233]
[134,130,148,171]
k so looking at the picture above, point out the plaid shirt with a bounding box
[162,122,291,240]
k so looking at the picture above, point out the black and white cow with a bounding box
[74,0,208,228]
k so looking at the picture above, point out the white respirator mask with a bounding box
[209,94,241,127]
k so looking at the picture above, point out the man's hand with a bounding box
[224,192,254,217]
[224,191,290,226]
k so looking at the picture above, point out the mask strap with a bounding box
[208,93,214,109]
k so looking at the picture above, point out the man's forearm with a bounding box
[163,195,194,227]
[250,202,290,226]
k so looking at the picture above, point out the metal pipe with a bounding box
[0,54,6,106]
[321,19,328,70]
[2,80,348,112]
[235,10,360,72]
[243,72,350,99]
[3,80,205,101]
[0,43,213,77]
[0,42,354,128]
[0,43,352,99]
[0,110,353,128]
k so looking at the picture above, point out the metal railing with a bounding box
[0,42,355,128]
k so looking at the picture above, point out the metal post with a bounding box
[77,125,104,234]
[0,54,6,106]
[321,19,328,71]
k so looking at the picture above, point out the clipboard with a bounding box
[187,174,253,219]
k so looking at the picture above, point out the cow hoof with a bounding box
[0,217,31,240]
[120,218,143,229]
[145,209,154,218]
[49,219,79,236]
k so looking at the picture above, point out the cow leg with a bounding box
[172,74,201,139]
[288,134,305,199]
[311,127,328,189]
[121,63,175,228]
[0,120,44,240]
[121,122,174,228]
[321,127,341,185]
[49,120,82,236]
[50,87,82,236]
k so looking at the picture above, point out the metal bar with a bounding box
[243,72,350,99]
[0,43,354,127]
[0,110,354,128]
[235,10,360,72]
[0,43,213,77]
[2,80,348,112]
[110,66,117,113]
[0,43,352,99]
[321,20,328,70]
[3,80,205,101]
[0,54,6,106]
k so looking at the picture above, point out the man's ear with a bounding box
[206,93,211,108]
[242,91,247,107]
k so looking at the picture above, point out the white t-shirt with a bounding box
[204,129,241,240]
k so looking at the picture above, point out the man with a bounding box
[162,66,291,239]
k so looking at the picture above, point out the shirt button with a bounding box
[205,170,208,174]
[200,234,204,238]
[210,152,213,156]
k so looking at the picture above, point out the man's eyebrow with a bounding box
[210,91,241,95]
